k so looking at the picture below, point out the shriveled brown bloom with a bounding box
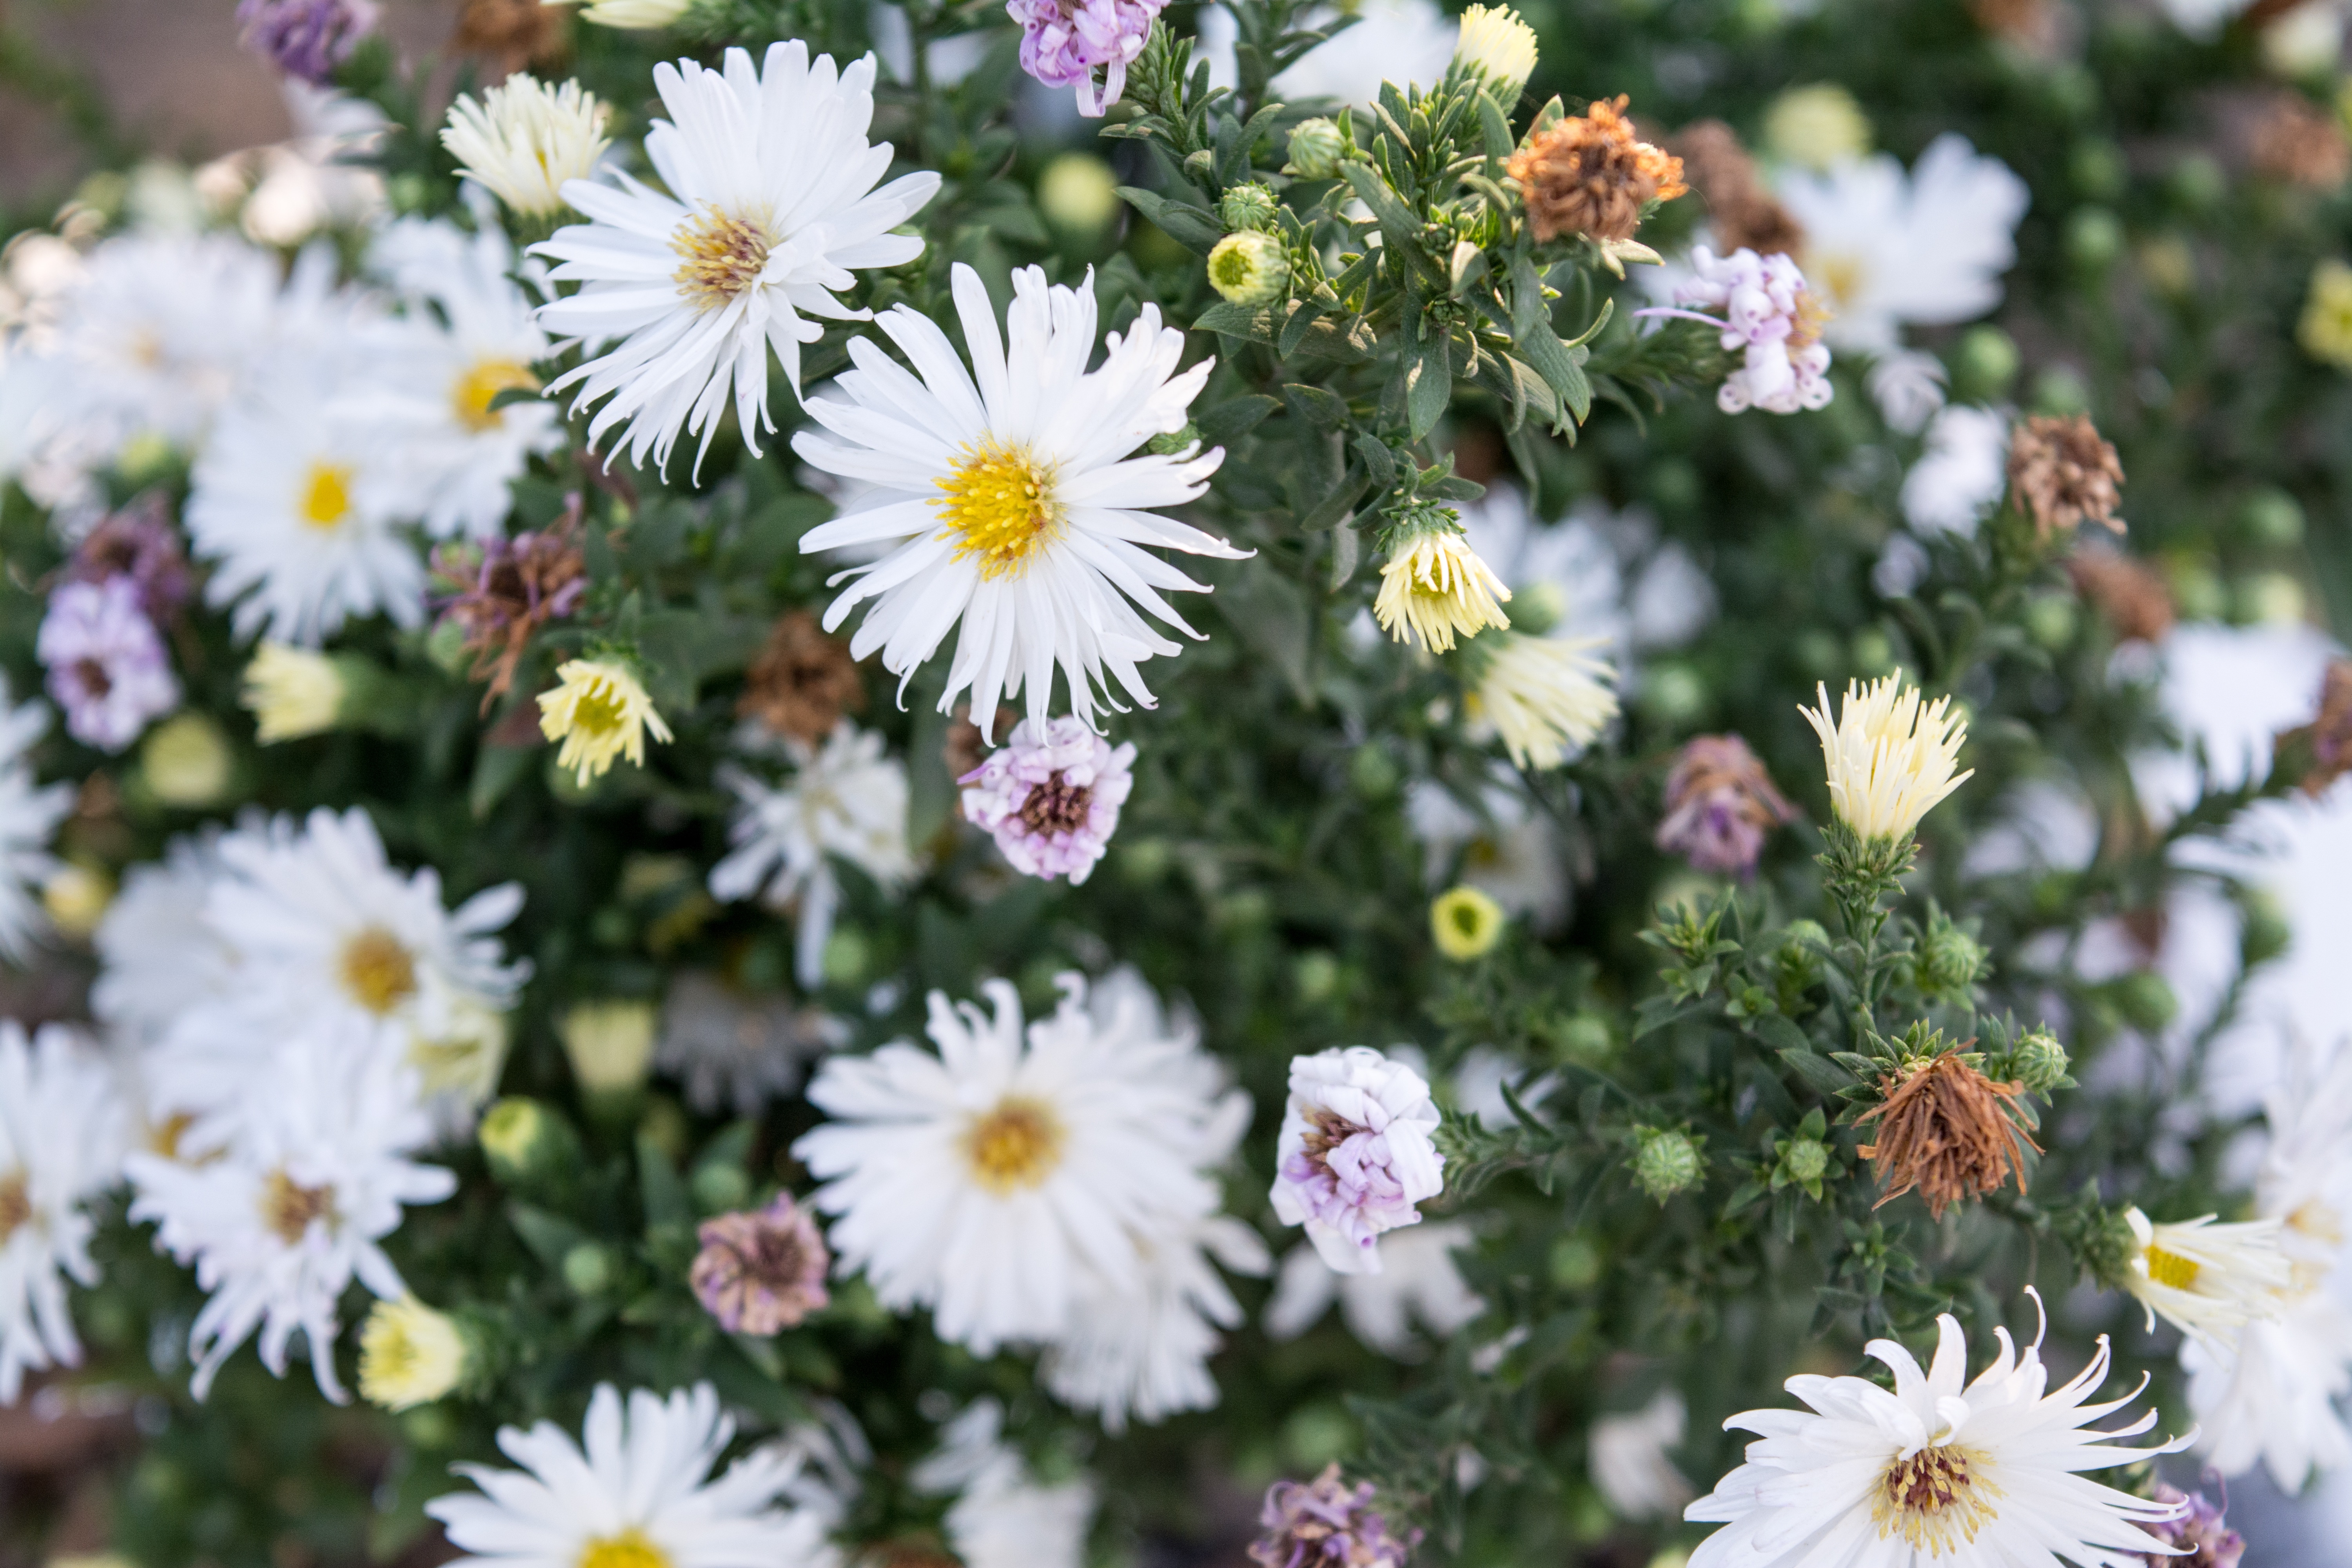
[2007,415,2125,536]
[1670,121,1806,258]
[1855,1048,2038,1220]
[739,610,865,743]
[1507,97,1688,245]
[2275,659,2352,796]
[2250,92,2351,190]
[2068,550,2176,644]
[1968,0,2059,49]
[429,504,589,708]
[451,0,566,73]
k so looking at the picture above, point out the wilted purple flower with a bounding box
[2137,1485,2243,1568]
[37,578,179,753]
[1006,0,1166,116]
[1248,1465,1419,1568]
[689,1193,831,1336]
[958,716,1135,884]
[236,0,379,85]
[1654,733,1798,877]
[429,518,588,704]
[67,492,192,622]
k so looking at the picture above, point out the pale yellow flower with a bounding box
[1451,4,1539,105]
[138,713,234,807]
[2299,258,2352,370]
[548,0,692,27]
[1431,885,1507,959]
[440,74,611,220]
[559,999,659,1094]
[1762,84,1870,171]
[1466,632,1618,770]
[1798,671,1973,842]
[408,996,512,1112]
[241,642,345,744]
[2120,1207,2294,1345]
[537,659,672,785]
[41,862,113,940]
[358,1296,469,1410]
[1375,530,1512,653]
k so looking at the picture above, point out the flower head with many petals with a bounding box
[440,73,610,219]
[0,682,72,962]
[0,1022,125,1404]
[1799,671,1972,843]
[1271,1047,1445,1275]
[37,577,180,753]
[959,716,1136,884]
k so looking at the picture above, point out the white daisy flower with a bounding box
[439,73,612,220]
[426,1381,838,1568]
[655,969,849,1117]
[534,43,941,475]
[794,972,1231,1354]
[0,1021,126,1404]
[913,1400,1095,1568]
[709,720,913,989]
[2120,1205,2294,1344]
[1775,135,2029,357]
[1684,1294,2190,1565]
[126,1036,456,1400]
[91,828,245,1051]
[1263,1222,1485,1356]
[1590,1390,1694,1521]
[0,683,71,963]
[793,262,1245,739]
[360,218,563,539]
[1901,403,2011,536]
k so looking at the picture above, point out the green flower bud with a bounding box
[1207,230,1290,306]
[1219,181,1279,233]
[2012,1029,2071,1094]
[1777,919,1830,991]
[1921,926,1987,995]
[1631,1127,1704,1202]
[1780,1136,1830,1185]
[1283,118,1346,180]
[2114,971,2178,1032]
[561,1241,617,1297]
[478,1096,581,1187]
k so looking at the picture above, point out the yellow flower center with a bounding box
[672,209,773,312]
[570,686,627,742]
[261,1169,336,1244]
[964,1096,1066,1194]
[453,358,541,432]
[0,1169,29,1245]
[2145,1246,2201,1292]
[1813,251,1864,312]
[935,439,1063,580]
[1873,1444,1999,1552]
[300,461,356,530]
[579,1530,671,1568]
[339,926,419,1016]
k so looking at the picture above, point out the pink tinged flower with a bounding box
[1639,245,1834,416]
[1008,0,1168,116]
[2137,1485,2243,1568]
[958,717,1136,884]
[1654,733,1798,877]
[689,1192,832,1335]
[36,577,180,753]
[235,0,378,84]
[1247,1464,1419,1568]
[68,493,193,622]
[1270,1047,1445,1276]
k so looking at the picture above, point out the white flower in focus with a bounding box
[426,1381,838,1568]
[1901,403,2010,536]
[793,262,1243,737]
[1798,671,1973,843]
[535,44,941,475]
[1449,4,1537,104]
[126,1038,456,1400]
[913,1400,1095,1568]
[1590,1390,1693,1521]
[1684,1296,2190,1566]
[0,684,72,962]
[1270,1046,1445,1275]
[0,1021,125,1404]
[1264,1222,1485,1356]
[795,973,1231,1354]
[2120,1206,2294,1344]
[656,970,849,1117]
[709,720,913,989]
[1776,135,2029,356]
[439,74,611,219]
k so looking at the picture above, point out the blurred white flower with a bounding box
[1590,1390,1693,1520]
[0,1021,126,1404]
[0,682,72,962]
[1902,403,2010,536]
[913,1400,1094,1568]
[1264,1221,1484,1355]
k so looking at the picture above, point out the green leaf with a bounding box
[1778,1048,1861,1095]
[507,1203,589,1270]
[1339,163,1437,283]
[1282,383,1351,428]
[1405,329,1452,441]
[1197,394,1279,443]
[1350,432,1397,489]
[1448,240,1488,298]
[637,1131,691,1232]
[1278,296,1329,357]
[1745,1012,1813,1055]
[1116,185,1223,251]
[1517,325,1592,427]
[1191,300,1276,343]
[1297,466,1372,531]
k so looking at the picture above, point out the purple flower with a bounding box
[1007,0,1166,116]
[958,716,1135,884]
[67,493,192,622]
[235,0,378,85]
[1248,1465,1419,1568]
[688,1193,831,1336]
[1635,245,1833,416]
[1654,733,1798,877]
[37,578,180,753]
[1270,1047,1445,1275]
[2138,1485,2243,1568]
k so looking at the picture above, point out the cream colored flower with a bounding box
[139,713,234,807]
[1466,632,1617,769]
[1798,671,1973,842]
[1450,4,1538,104]
[548,0,692,27]
[439,74,610,220]
[1375,527,1512,654]
[358,1296,468,1410]
[2122,1206,2295,1345]
[241,642,345,744]
[559,999,658,1094]
[537,658,671,785]
[1761,83,1871,170]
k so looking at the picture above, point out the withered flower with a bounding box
[2249,91,2351,191]
[2275,659,2352,797]
[688,1193,831,1335]
[451,0,566,73]
[1669,121,1806,258]
[2067,550,2175,644]
[1654,733,1798,877]
[65,491,192,622]
[1855,1046,2038,1220]
[1507,96,1688,245]
[738,610,864,744]
[2006,415,2125,537]
[430,505,589,708]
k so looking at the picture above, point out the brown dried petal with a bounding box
[1854,1050,2038,1220]
[2007,415,2125,537]
[2276,659,2352,797]
[1669,121,1806,258]
[2067,550,2175,644]
[452,0,566,69]
[739,610,865,744]
[1508,97,1688,246]
[2250,92,2351,191]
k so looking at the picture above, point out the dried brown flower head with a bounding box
[429,504,589,708]
[738,610,865,744]
[1507,97,1689,245]
[2007,415,2125,537]
[1669,120,1806,258]
[2275,659,2352,796]
[2067,550,2175,644]
[2250,92,2351,190]
[452,0,566,72]
[1855,1047,2038,1220]
[688,1194,830,1335]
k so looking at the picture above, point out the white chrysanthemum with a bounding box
[709,720,913,989]
[1775,134,2029,357]
[535,43,941,474]
[0,683,72,962]
[913,1401,1095,1568]
[439,73,611,219]
[655,970,849,1117]
[1270,1046,1445,1275]
[1466,633,1618,770]
[1684,1295,2190,1566]
[1258,0,1456,103]
[426,1381,839,1568]
[1798,671,1973,842]
[1590,1390,1694,1521]
[793,262,1244,737]
[360,218,563,539]
[1263,1221,1485,1356]
[1449,4,1537,103]
[570,0,694,25]
[1901,403,2010,536]
[91,829,245,1051]
[1405,774,1567,928]
[2120,1206,2294,1343]
[795,972,1232,1354]
[126,1036,456,1400]
[0,1021,125,1404]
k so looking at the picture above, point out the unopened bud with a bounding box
[1920,926,1986,995]
[1631,1127,1703,1201]
[1219,181,1279,233]
[1207,230,1290,306]
[2012,1029,2071,1094]
[1780,1136,1829,1185]
[1284,118,1347,180]
[478,1096,581,1186]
